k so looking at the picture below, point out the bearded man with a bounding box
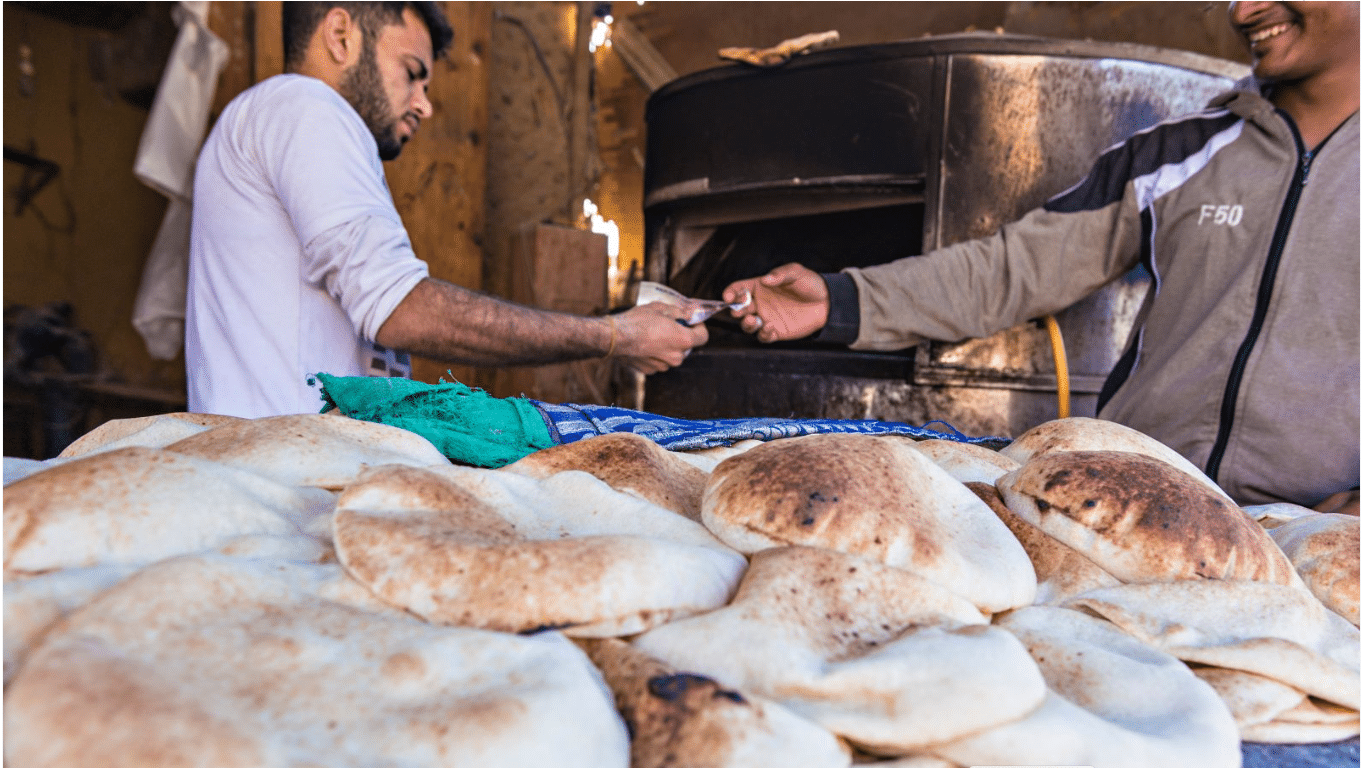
[187,2,706,418]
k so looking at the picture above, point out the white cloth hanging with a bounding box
[132,1,229,360]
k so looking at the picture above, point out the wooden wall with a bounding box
[3,6,181,393]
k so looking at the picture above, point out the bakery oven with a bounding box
[631,33,1246,437]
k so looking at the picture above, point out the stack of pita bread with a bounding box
[3,413,1358,767]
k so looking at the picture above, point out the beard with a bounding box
[338,43,405,161]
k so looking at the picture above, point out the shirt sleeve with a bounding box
[813,272,860,345]
[252,81,428,340]
[845,184,1144,352]
[303,217,429,341]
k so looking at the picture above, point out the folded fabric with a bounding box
[535,401,1007,451]
[313,373,554,468]
[314,374,1007,468]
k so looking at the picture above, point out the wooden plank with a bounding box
[491,224,613,404]
[253,1,284,81]
[206,1,256,116]
[391,2,492,388]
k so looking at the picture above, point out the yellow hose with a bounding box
[1042,315,1070,419]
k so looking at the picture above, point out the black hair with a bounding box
[283,2,454,70]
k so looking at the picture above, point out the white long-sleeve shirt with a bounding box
[186,75,428,417]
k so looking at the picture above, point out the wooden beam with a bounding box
[253,1,284,81]
[392,2,493,388]
[206,1,256,115]
[610,16,677,92]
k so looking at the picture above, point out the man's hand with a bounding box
[722,262,830,343]
[612,302,708,374]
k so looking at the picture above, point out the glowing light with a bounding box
[583,198,621,281]
[589,16,613,52]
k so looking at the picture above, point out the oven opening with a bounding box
[661,202,926,352]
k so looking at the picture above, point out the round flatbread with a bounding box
[1067,580,1360,710]
[579,637,850,768]
[334,463,747,637]
[929,606,1241,768]
[1000,417,1231,501]
[1190,666,1359,743]
[997,451,1301,587]
[3,554,630,768]
[57,413,246,459]
[4,447,333,578]
[164,413,449,489]
[502,432,708,522]
[1267,513,1360,626]
[910,439,1020,485]
[632,546,1045,754]
[702,433,1035,613]
[964,481,1120,605]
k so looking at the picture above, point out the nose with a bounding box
[412,88,433,120]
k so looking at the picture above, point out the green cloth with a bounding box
[312,373,554,468]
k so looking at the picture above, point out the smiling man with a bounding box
[724,1,1359,509]
[186,2,706,419]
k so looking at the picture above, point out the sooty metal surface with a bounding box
[637,33,1246,437]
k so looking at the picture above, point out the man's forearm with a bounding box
[374,277,611,366]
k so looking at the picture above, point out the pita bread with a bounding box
[3,554,630,768]
[502,432,709,522]
[676,439,765,473]
[929,606,1240,768]
[910,439,1020,485]
[4,457,69,486]
[1267,513,1360,626]
[632,546,1046,754]
[57,412,246,459]
[1192,667,1360,743]
[1244,502,1319,528]
[1001,417,1232,501]
[1067,580,1360,710]
[702,433,1036,613]
[164,413,449,489]
[1240,716,1361,744]
[997,451,1302,587]
[4,521,333,685]
[964,481,1120,604]
[334,463,747,637]
[578,638,851,768]
[1193,667,1309,728]
[4,563,139,684]
[4,447,335,578]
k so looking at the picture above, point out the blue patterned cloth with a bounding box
[532,401,1009,451]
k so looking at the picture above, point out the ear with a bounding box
[319,7,364,67]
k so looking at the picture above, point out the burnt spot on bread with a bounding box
[517,622,578,635]
[581,640,761,766]
[709,434,944,564]
[1020,451,1298,585]
[1043,469,1073,491]
[648,673,716,702]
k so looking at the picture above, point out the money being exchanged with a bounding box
[635,281,752,326]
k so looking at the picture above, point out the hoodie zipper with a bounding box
[1204,113,1311,484]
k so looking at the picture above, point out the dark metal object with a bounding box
[4,145,61,215]
[3,303,97,458]
[636,33,1246,436]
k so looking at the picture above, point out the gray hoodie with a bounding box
[827,83,1359,506]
